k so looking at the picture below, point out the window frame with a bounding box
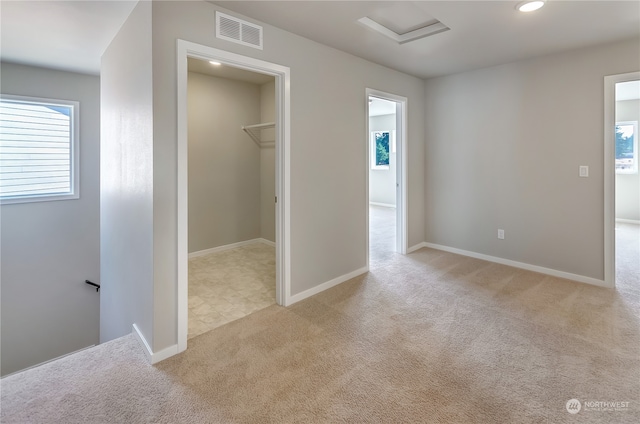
[0,94,80,205]
[615,120,638,175]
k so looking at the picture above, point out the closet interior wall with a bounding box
[187,71,275,254]
[260,80,276,243]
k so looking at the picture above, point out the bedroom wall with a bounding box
[424,38,640,281]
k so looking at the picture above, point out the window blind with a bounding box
[0,98,74,200]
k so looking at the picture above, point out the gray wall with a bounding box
[260,80,276,242]
[147,1,425,352]
[100,1,154,345]
[187,72,261,253]
[424,38,640,280]
[369,113,396,206]
[0,63,100,376]
[615,99,640,221]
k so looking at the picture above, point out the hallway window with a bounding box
[615,121,638,174]
[0,95,79,204]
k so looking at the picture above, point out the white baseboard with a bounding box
[1,344,96,379]
[189,238,274,259]
[407,242,427,253]
[409,242,610,288]
[616,218,640,225]
[287,266,369,305]
[369,202,396,208]
[132,324,179,365]
[259,237,276,247]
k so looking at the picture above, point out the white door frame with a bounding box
[365,88,408,265]
[604,71,640,288]
[176,40,291,352]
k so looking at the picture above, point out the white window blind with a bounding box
[0,95,79,204]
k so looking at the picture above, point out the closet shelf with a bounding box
[242,122,275,147]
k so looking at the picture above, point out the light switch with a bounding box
[579,166,589,177]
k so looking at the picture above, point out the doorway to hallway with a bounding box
[366,89,407,267]
[604,72,640,288]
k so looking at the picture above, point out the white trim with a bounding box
[0,344,95,378]
[407,242,426,254]
[288,266,369,305]
[369,202,396,208]
[357,17,449,45]
[132,324,178,365]
[259,237,276,247]
[616,218,640,225]
[188,238,273,259]
[604,71,640,288]
[420,242,610,288]
[177,40,292,354]
[365,89,408,269]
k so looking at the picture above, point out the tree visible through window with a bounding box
[615,121,638,174]
[371,131,390,169]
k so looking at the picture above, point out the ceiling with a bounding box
[0,0,137,76]
[616,80,640,101]
[369,97,397,117]
[188,57,274,85]
[0,1,638,79]
[214,1,640,79]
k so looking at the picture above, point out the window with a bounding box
[0,95,79,204]
[371,130,394,170]
[615,121,638,174]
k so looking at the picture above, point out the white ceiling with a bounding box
[188,57,274,85]
[0,0,137,75]
[616,80,640,101]
[215,1,640,79]
[0,1,638,79]
[369,97,397,117]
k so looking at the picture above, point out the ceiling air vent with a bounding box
[216,12,263,50]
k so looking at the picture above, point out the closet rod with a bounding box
[242,122,275,147]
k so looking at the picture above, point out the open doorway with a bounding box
[177,41,291,352]
[604,72,640,288]
[366,89,407,267]
[185,57,277,339]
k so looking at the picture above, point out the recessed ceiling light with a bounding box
[517,1,545,12]
[209,61,221,66]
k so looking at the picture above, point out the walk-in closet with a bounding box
[186,58,276,338]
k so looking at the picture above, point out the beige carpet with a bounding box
[1,223,639,423]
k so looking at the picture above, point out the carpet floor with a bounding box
[1,222,638,423]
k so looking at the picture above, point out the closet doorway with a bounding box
[185,58,277,339]
[177,41,291,351]
[366,89,407,267]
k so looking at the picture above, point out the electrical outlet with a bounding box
[498,229,505,240]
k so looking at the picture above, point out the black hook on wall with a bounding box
[85,280,100,292]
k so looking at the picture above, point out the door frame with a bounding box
[365,88,408,265]
[176,40,291,352]
[603,71,640,288]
